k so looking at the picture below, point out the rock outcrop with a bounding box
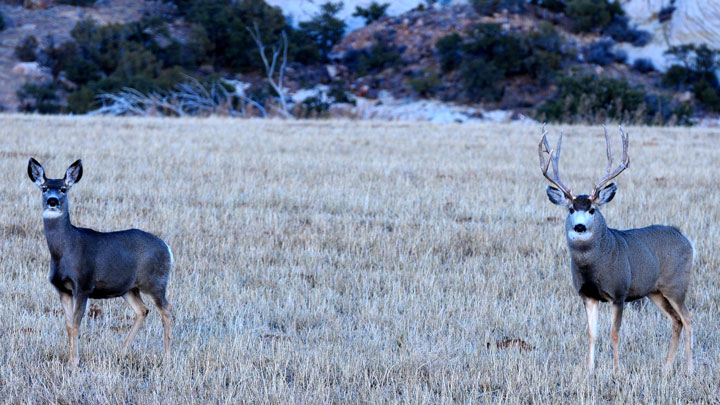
[621,0,720,70]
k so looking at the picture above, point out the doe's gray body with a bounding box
[47,225,171,300]
[28,158,173,367]
[540,126,693,373]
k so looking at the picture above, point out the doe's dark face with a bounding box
[27,158,83,219]
[39,179,69,217]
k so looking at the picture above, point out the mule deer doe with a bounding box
[28,158,174,367]
[539,126,693,373]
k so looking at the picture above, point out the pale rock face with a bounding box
[620,0,720,70]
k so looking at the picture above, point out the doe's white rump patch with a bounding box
[163,240,174,268]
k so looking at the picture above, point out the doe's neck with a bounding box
[42,210,75,257]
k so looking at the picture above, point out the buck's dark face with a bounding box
[27,158,83,219]
[546,183,616,242]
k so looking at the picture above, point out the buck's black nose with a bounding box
[47,197,59,207]
[574,224,587,233]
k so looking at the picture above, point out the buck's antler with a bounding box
[590,125,629,201]
[539,124,574,199]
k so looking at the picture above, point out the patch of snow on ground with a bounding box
[322,90,534,124]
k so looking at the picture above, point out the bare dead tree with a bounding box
[91,88,172,117]
[247,22,291,118]
[221,79,267,117]
[90,76,265,117]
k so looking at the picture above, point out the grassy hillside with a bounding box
[0,116,717,402]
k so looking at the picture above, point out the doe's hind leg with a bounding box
[150,294,173,361]
[121,289,150,353]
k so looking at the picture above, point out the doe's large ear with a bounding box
[28,157,46,187]
[595,182,616,206]
[64,159,83,187]
[546,186,569,206]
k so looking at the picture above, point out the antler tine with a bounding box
[591,126,630,199]
[539,125,574,199]
[552,129,563,179]
[602,124,613,174]
[539,124,548,167]
[618,125,629,166]
[539,124,554,173]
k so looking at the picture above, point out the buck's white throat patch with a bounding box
[568,230,593,242]
[42,209,63,219]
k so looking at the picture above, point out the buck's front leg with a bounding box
[68,294,88,368]
[583,296,599,372]
[611,301,624,371]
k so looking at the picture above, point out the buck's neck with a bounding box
[42,207,74,258]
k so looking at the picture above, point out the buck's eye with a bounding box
[60,187,67,193]
[589,208,595,214]
[41,186,48,192]
[569,208,575,214]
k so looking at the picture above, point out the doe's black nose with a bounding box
[574,224,586,233]
[47,197,59,207]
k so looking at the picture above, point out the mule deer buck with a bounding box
[28,158,173,367]
[539,126,693,373]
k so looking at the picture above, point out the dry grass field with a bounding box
[0,115,718,403]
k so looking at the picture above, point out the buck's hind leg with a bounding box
[648,293,682,373]
[121,289,149,353]
[664,295,693,373]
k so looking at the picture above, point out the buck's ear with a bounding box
[28,158,46,187]
[64,159,83,187]
[546,186,569,206]
[595,183,616,206]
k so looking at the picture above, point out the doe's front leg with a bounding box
[68,294,88,368]
[58,292,74,352]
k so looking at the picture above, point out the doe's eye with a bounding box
[569,208,575,214]
[589,208,595,214]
